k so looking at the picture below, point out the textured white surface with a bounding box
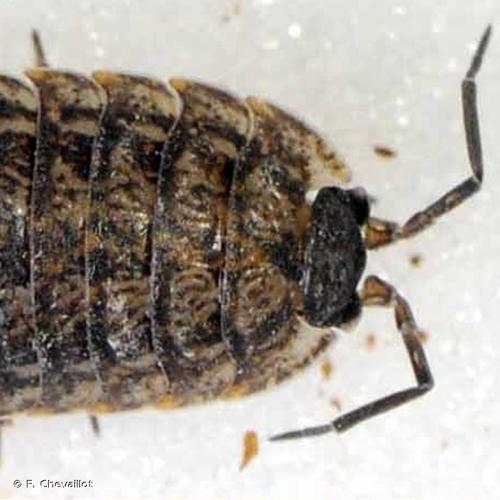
[1,1,499,499]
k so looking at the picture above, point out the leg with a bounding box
[365,26,491,249]
[270,275,433,441]
[89,414,101,437]
[31,30,49,67]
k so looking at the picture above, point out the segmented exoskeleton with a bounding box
[0,34,351,418]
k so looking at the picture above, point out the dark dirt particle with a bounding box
[409,253,423,268]
[373,145,397,158]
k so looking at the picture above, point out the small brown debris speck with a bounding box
[417,330,429,343]
[409,253,423,268]
[330,397,342,412]
[364,333,376,350]
[240,430,259,471]
[320,359,333,381]
[222,0,242,22]
[373,145,397,159]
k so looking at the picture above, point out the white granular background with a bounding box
[0,1,499,499]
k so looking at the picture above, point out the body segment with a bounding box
[0,77,38,413]
[151,80,248,403]
[86,73,176,409]
[27,69,104,411]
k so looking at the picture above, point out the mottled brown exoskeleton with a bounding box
[0,27,491,443]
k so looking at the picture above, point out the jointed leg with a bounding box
[270,276,433,441]
[89,414,101,437]
[31,30,49,67]
[365,26,491,249]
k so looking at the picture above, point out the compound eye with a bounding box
[347,187,370,225]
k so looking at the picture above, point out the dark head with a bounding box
[302,186,369,328]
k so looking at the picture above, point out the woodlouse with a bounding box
[0,27,491,442]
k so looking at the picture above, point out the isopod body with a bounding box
[0,25,490,442]
[0,65,351,416]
